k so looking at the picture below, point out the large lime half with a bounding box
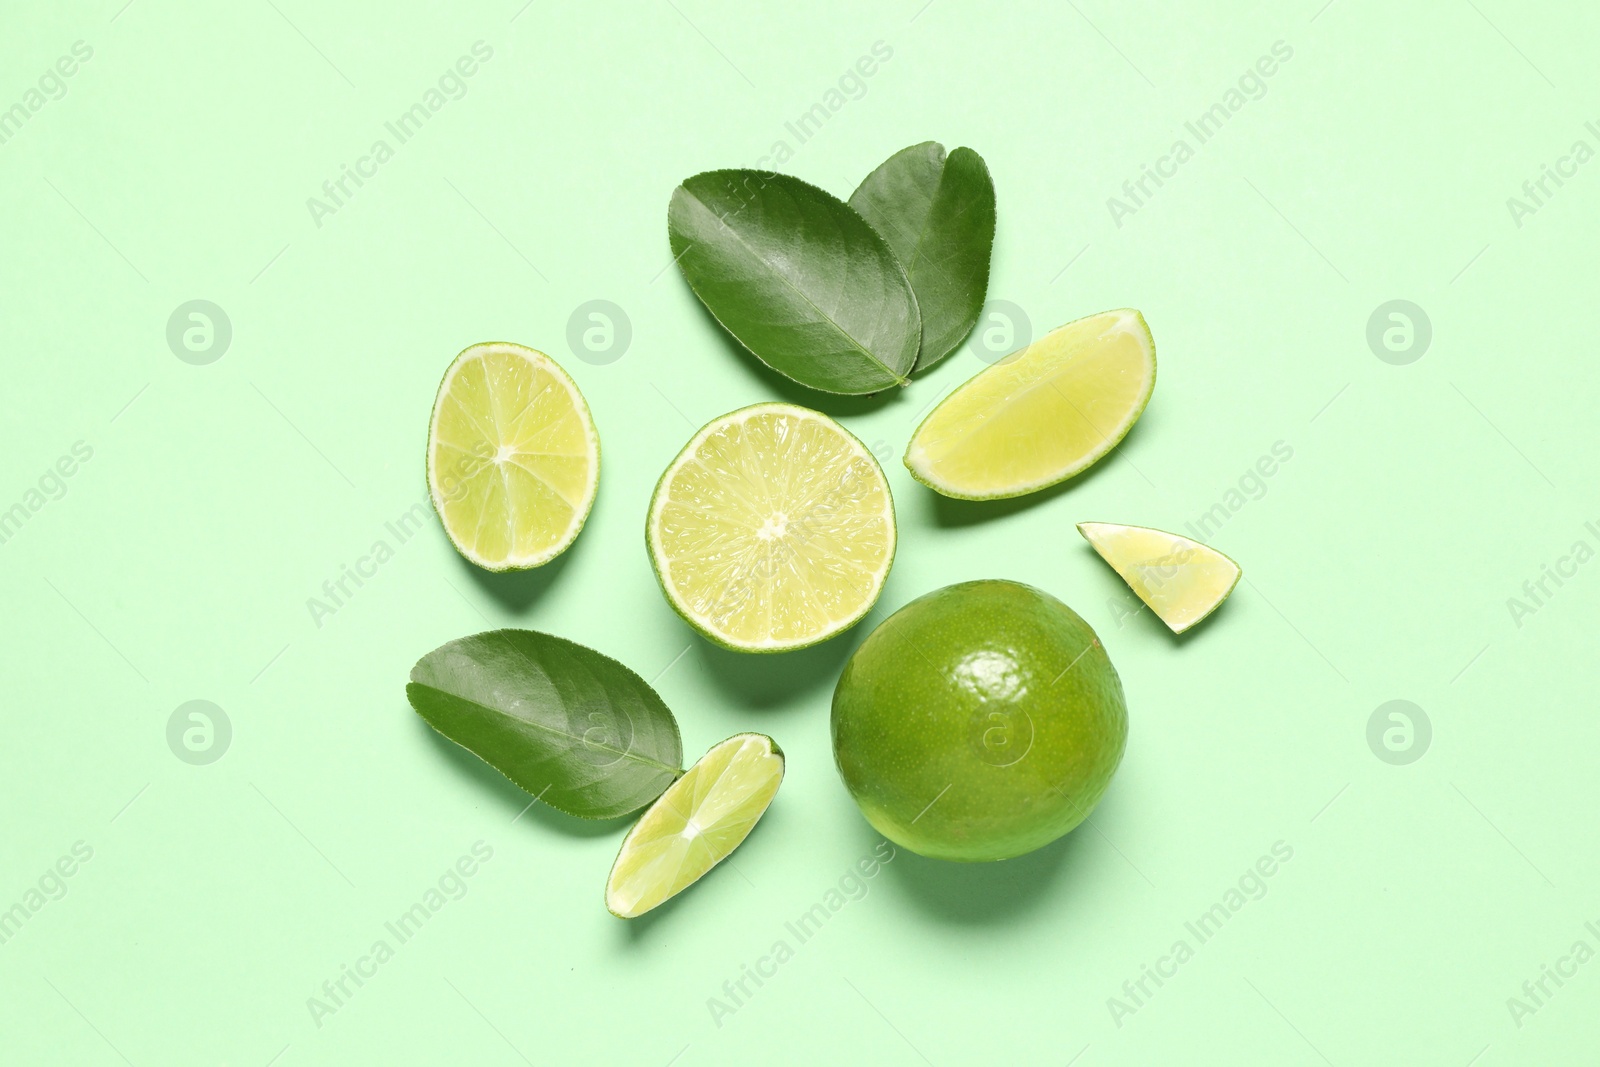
[646,402,895,652]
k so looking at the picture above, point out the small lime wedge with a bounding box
[606,733,784,918]
[1078,521,1241,633]
[647,402,896,652]
[426,342,599,570]
[905,309,1155,499]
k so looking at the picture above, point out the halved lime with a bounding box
[905,309,1155,500]
[427,342,599,570]
[606,733,784,918]
[646,402,895,652]
[1078,521,1241,633]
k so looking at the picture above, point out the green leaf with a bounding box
[407,629,683,820]
[668,170,921,395]
[850,143,996,373]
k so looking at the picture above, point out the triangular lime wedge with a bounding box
[1078,522,1241,633]
[605,734,784,918]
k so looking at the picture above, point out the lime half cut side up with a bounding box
[1078,521,1241,633]
[606,733,784,918]
[647,402,896,652]
[427,342,600,570]
[905,308,1156,500]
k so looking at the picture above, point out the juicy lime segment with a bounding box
[606,733,784,918]
[427,342,599,570]
[1078,522,1241,634]
[647,403,896,652]
[905,308,1155,500]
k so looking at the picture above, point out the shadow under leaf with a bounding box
[681,288,904,418]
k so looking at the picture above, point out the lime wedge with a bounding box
[1078,521,1241,633]
[905,309,1155,499]
[646,402,895,652]
[427,342,599,570]
[606,733,784,918]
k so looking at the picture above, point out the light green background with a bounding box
[3,0,1596,1063]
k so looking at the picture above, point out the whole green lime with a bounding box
[831,580,1127,862]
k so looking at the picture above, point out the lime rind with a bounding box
[904,309,1156,501]
[646,402,897,653]
[606,733,784,918]
[426,341,600,571]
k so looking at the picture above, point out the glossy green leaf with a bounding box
[668,170,920,395]
[850,143,996,372]
[407,629,683,820]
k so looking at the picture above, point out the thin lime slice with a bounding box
[606,733,784,918]
[1078,521,1241,633]
[646,402,896,652]
[427,342,599,570]
[905,309,1155,500]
